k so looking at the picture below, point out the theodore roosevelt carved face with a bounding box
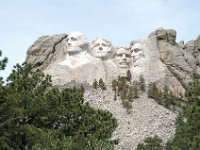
[66,31,87,54]
[90,38,113,59]
[114,47,132,69]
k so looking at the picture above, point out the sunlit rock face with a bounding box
[25,34,68,69]
[131,41,145,68]
[195,35,200,67]
[25,28,200,150]
[26,28,199,94]
[114,47,132,69]
[90,38,114,59]
[66,31,87,53]
[58,31,93,68]
[130,40,146,78]
[129,37,166,86]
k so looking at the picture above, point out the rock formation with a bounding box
[90,38,114,59]
[84,89,177,150]
[25,28,200,149]
[26,28,199,95]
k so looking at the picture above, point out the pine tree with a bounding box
[0,62,117,150]
[165,75,200,150]
[112,79,118,100]
[139,75,145,92]
[0,50,8,71]
[80,83,85,93]
[112,79,118,91]
[127,87,134,102]
[92,79,98,89]
[121,99,132,114]
[117,76,127,95]
[99,78,106,90]
[133,86,139,98]
[136,136,163,150]
[148,82,160,99]
[121,87,127,100]
[126,70,132,82]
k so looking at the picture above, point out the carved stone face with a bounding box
[131,43,145,67]
[115,47,132,69]
[91,38,113,58]
[66,31,87,54]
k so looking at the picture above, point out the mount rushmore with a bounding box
[26,27,200,96]
[25,28,200,149]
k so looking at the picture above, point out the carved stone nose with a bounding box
[99,47,103,51]
[122,54,126,59]
[68,43,71,47]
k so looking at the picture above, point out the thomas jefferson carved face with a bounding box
[131,42,145,67]
[90,38,113,58]
[114,47,132,69]
[66,31,87,54]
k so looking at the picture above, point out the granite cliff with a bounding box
[26,28,200,95]
[25,28,200,149]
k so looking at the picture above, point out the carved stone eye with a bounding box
[134,48,141,53]
[102,43,107,47]
[94,43,100,47]
[71,37,77,41]
[117,54,123,57]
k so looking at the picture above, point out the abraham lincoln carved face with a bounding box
[130,42,145,67]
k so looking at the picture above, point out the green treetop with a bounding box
[0,58,117,150]
[99,78,106,90]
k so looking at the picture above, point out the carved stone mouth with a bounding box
[97,51,107,54]
[120,62,128,65]
[67,46,75,50]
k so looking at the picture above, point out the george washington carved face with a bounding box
[114,47,132,69]
[66,31,87,54]
[90,38,113,59]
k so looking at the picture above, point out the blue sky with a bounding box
[1,0,200,78]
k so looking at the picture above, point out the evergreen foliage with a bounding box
[126,70,132,82]
[93,79,99,89]
[121,99,132,114]
[112,79,118,101]
[99,78,107,90]
[132,81,139,99]
[0,50,8,71]
[166,75,200,150]
[136,136,164,150]
[111,74,145,113]
[148,82,161,100]
[148,83,179,111]
[139,75,145,92]
[112,79,118,91]
[127,86,134,102]
[139,74,200,150]
[0,62,117,149]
